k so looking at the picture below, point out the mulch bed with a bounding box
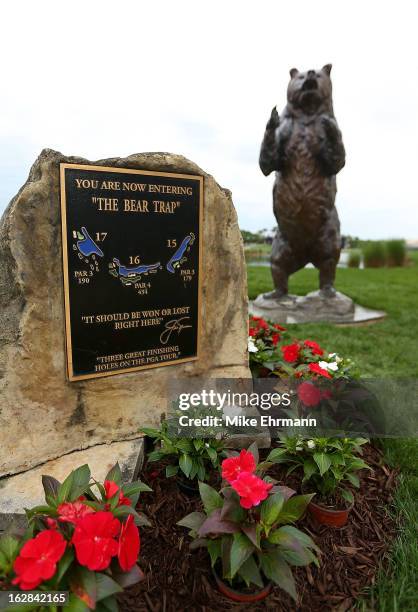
[118,444,398,611]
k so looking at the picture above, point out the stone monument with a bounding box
[0,149,250,500]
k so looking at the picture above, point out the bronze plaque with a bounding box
[60,163,202,381]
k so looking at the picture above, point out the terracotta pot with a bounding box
[212,567,272,603]
[176,476,199,497]
[308,499,353,527]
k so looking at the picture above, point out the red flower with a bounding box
[104,480,131,506]
[58,500,94,524]
[45,517,58,530]
[222,450,256,483]
[231,472,273,509]
[273,324,286,331]
[251,316,268,330]
[271,333,280,346]
[12,530,66,591]
[281,343,300,363]
[321,388,333,400]
[308,362,332,379]
[118,515,140,571]
[249,327,257,337]
[304,340,324,356]
[297,381,322,407]
[72,511,120,571]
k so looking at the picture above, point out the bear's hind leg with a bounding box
[318,257,338,297]
[263,234,302,299]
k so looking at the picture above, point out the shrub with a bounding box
[266,437,370,506]
[0,463,151,610]
[142,421,225,481]
[347,250,361,268]
[386,239,406,267]
[178,446,319,601]
[363,241,386,267]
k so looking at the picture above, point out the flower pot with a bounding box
[308,499,353,527]
[212,567,272,603]
[176,475,200,497]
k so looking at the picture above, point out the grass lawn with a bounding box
[247,260,418,610]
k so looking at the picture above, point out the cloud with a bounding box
[1,0,417,239]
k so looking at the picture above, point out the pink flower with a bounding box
[309,362,332,379]
[297,381,322,407]
[221,450,256,483]
[230,472,273,509]
[58,500,94,525]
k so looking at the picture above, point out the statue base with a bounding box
[249,290,386,325]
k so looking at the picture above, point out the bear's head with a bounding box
[287,64,333,114]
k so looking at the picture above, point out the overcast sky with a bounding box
[0,0,417,238]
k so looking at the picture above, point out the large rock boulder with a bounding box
[0,149,250,477]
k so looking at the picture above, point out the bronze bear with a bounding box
[259,64,345,298]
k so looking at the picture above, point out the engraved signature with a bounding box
[160,317,193,345]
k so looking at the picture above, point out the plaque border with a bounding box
[60,163,203,382]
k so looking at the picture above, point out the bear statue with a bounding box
[259,64,345,299]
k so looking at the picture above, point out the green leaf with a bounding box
[123,481,153,495]
[112,563,144,589]
[241,523,261,549]
[341,488,354,504]
[69,464,91,500]
[147,449,167,462]
[313,453,332,476]
[166,464,179,477]
[0,535,20,562]
[230,532,255,578]
[221,535,233,579]
[177,511,206,532]
[260,492,285,526]
[207,539,222,567]
[41,474,61,501]
[265,448,289,463]
[135,511,152,527]
[95,573,123,602]
[303,459,318,481]
[238,554,264,588]
[277,494,315,524]
[198,509,239,537]
[57,470,75,504]
[140,427,162,438]
[220,495,246,523]
[274,525,320,553]
[65,594,90,612]
[70,566,97,609]
[346,473,360,488]
[246,442,259,466]
[198,482,223,514]
[179,453,193,478]
[56,547,75,582]
[97,596,119,612]
[348,458,371,471]
[259,551,297,601]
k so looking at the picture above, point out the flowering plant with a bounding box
[0,463,152,610]
[266,437,370,506]
[248,316,287,376]
[142,420,225,482]
[178,446,319,601]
